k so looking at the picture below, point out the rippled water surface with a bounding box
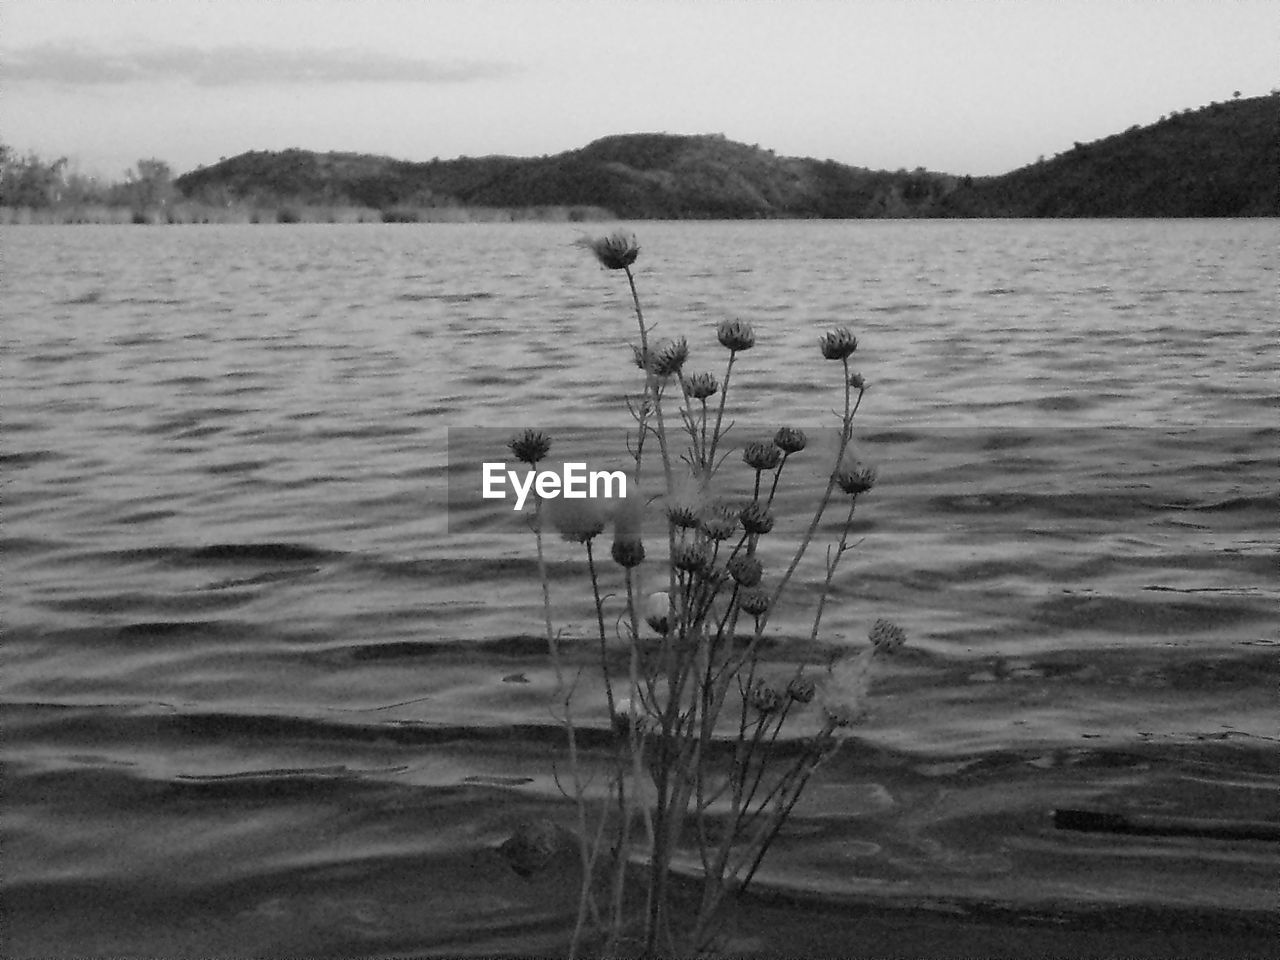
[3,220,1278,958]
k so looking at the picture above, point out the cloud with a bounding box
[2,42,520,86]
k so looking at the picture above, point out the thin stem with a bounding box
[532,495,558,674]
[699,398,709,469]
[765,452,789,507]
[739,699,794,818]
[625,265,648,355]
[705,350,738,473]
[754,359,865,644]
[585,538,614,717]
[807,498,858,644]
[574,791,611,958]
[738,728,842,891]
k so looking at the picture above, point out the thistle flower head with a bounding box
[786,675,816,704]
[738,588,771,617]
[508,429,551,465]
[671,540,711,574]
[662,479,704,530]
[648,337,689,378]
[683,371,719,400]
[819,328,859,361]
[716,318,756,352]
[834,462,877,496]
[584,231,639,270]
[611,538,645,568]
[869,618,907,653]
[700,564,728,589]
[749,680,784,715]
[848,372,867,391]
[739,502,775,535]
[773,426,807,454]
[610,481,645,538]
[666,501,702,530]
[727,553,763,587]
[644,592,672,634]
[699,505,739,542]
[545,495,606,543]
[742,440,783,472]
[610,482,646,567]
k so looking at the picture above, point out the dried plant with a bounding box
[510,230,905,957]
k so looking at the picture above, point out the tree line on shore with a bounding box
[0,144,610,224]
[1,146,179,221]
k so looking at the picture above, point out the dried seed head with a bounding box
[773,426,807,454]
[742,440,783,472]
[671,540,711,574]
[648,337,689,378]
[716,318,756,352]
[869,618,907,653]
[786,675,816,704]
[700,564,728,589]
[644,592,672,634]
[545,496,606,543]
[749,680,783,715]
[727,553,763,587]
[508,429,551,465]
[834,463,877,496]
[739,502,775,535]
[848,372,867,390]
[683,371,719,400]
[819,328,859,361]
[666,500,702,530]
[584,231,639,270]
[738,588,771,617]
[611,481,645,539]
[611,537,645,568]
[610,485,646,568]
[699,507,739,542]
[663,480,704,530]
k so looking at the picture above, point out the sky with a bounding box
[3,0,1277,180]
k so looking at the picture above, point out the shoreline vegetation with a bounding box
[0,202,614,225]
[3,93,1275,224]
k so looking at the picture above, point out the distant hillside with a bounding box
[940,94,1278,217]
[174,94,1278,219]
[175,134,958,220]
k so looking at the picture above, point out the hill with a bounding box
[940,94,1278,217]
[174,134,957,219]
[173,95,1278,219]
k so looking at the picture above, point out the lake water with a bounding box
[3,219,1278,957]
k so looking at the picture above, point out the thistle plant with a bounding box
[510,231,905,957]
